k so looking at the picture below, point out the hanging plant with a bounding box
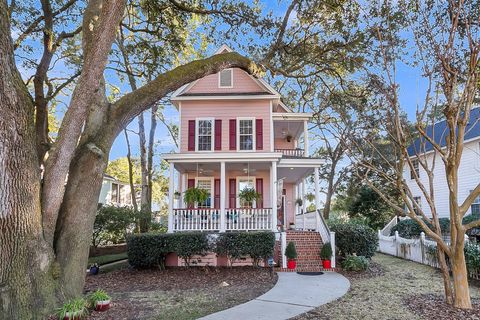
[183,187,210,206]
[286,134,293,142]
[295,198,303,206]
[238,187,261,207]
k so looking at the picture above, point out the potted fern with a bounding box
[88,289,111,311]
[295,198,303,207]
[238,187,261,208]
[320,242,333,269]
[57,297,88,320]
[183,187,210,207]
[285,241,297,270]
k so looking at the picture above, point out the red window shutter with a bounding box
[229,178,236,208]
[188,120,195,151]
[256,178,263,208]
[187,179,195,208]
[256,119,263,150]
[214,179,220,208]
[229,119,236,150]
[215,120,222,150]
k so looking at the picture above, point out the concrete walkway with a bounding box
[199,272,350,320]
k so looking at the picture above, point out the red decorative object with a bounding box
[95,300,111,312]
[287,259,296,270]
[322,259,331,269]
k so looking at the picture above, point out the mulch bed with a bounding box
[405,294,480,320]
[84,266,277,320]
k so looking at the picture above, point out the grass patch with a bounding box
[293,254,480,320]
[88,252,127,266]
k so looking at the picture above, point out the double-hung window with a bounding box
[238,118,255,151]
[196,119,214,151]
[237,177,256,208]
[410,159,419,179]
[196,178,213,208]
[470,190,480,215]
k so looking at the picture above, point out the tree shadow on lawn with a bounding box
[84,266,278,320]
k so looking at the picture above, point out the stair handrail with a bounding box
[316,209,331,243]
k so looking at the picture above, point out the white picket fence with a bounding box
[378,216,480,280]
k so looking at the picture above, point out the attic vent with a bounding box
[219,69,233,88]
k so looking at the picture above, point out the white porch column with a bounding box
[271,161,278,232]
[220,161,226,232]
[304,120,309,157]
[180,173,186,208]
[168,162,175,233]
[294,183,298,216]
[314,167,321,228]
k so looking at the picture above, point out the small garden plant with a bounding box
[238,187,261,207]
[285,241,297,260]
[57,297,88,320]
[320,242,333,260]
[88,289,111,311]
[342,255,369,271]
[183,187,210,206]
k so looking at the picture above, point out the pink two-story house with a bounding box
[163,46,333,268]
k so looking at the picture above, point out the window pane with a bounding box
[239,119,253,150]
[240,135,253,150]
[197,120,212,150]
[472,204,480,215]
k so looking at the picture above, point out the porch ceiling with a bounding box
[273,120,303,140]
[174,161,271,175]
[277,166,313,184]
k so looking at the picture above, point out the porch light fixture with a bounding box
[290,167,294,170]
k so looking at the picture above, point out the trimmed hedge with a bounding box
[127,232,173,269]
[390,218,450,239]
[214,232,275,266]
[331,223,378,258]
[128,231,275,268]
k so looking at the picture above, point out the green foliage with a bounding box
[127,233,173,269]
[92,205,136,247]
[214,232,275,266]
[56,297,88,319]
[238,187,261,207]
[463,214,480,237]
[465,242,480,273]
[88,289,111,306]
[342,255,369,271]
[285,241,297,260]
[171,232,210,267]
[345,186,396,230]
[390,218,450,239]
[87,252,128,267]
[331,222,378,258]
[320,242,333,260]
[295,198,303,206]
[183,187,210,206]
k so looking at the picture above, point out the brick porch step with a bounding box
[275,267,338,272]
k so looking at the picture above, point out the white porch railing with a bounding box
[173,208,220,231]
[295,210,317,230]
[173,208,273,231]
[225,208,273,231]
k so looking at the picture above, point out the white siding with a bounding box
[404,138,480,218]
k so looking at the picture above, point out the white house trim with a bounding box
[172,94,280,101]
[163,152,282,162]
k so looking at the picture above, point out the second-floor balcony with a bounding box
[275,148,305,158]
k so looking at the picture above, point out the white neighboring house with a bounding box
[404,108,480,218]
[98,174,133,207]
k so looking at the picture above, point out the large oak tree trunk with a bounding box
[0,5,57,316]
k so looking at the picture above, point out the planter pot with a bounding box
[287,259,296,270]
[289,224,295,230]
[322,259,331,269]
[63,311,81,320]
[95,299,111,312]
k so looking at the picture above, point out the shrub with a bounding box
[390,217,450,239]
[127,232,173,269]
[331,223,378,258]
[215,232,275,266]
[342,255,369,271]
[171,232,210,267]
[320,242,332,260]
[92,205,136,247]
[465,242,480,273]
[285,241,297,260]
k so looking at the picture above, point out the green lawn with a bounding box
[88,252,128,266]
[293,254,480,320]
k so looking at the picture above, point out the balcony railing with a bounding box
[172,208,272,231]
[275,148,305,158]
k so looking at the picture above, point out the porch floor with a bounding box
[199,272,350,320]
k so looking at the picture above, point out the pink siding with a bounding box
[185,68,266,94]
[274,138,295,150]
[180,100,271,152]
